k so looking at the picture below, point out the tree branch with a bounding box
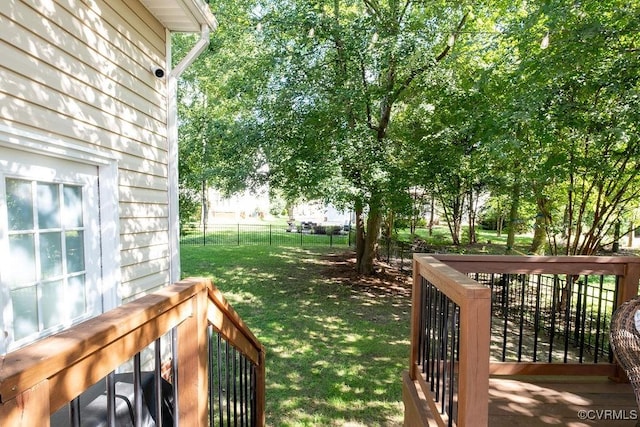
[391,11,469,101]
[359,56,377,131]
[362,0,382,20]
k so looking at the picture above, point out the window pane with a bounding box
[40,232,63,279]
[68,275,86,319]
[37,183,60,229]
[6,179,33,230]
[8,234,36,286]
[63,185,83,228]
[66,231,85,273]
[11,286,38,340]
[41,280,64,329]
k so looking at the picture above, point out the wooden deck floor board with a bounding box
[488,376,638,427]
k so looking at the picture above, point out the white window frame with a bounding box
[0,124,121,351]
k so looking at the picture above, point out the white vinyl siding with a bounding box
[1,0,172,302]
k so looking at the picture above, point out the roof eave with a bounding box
[142,0,218,33]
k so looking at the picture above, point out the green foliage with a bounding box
[177,0,640,261]
[178,189,200,225]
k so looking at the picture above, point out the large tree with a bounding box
[253,1,480,273]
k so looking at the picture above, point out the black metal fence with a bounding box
[418,278,459,426]
[181,223,353,248]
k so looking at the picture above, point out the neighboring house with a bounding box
[0,1,216,354]
[290,201,352,226]
[206,187,271,222]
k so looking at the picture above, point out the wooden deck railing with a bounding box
[403,254,640,427]
[404,255,491,427]
[0,277,266,426]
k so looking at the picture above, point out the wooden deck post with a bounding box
[409,256,423,380]
[458,295,491,426]
[618,259,640,308]
[176,286,209,426]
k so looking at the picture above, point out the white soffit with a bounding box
[141,0,218,32]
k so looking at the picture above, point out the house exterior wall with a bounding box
[1,0,172,302]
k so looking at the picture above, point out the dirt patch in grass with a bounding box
[320,250,412,299]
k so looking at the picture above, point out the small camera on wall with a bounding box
[151,66,165,79]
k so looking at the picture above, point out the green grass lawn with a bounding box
[181,245,409,426]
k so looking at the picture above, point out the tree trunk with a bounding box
[201,180,208,226]
[354,199,366,270]
[495,199,503,237]
[506,177,521,252]
[442,193,462,246]
[530,196,550,255]
[410,189,417,235]
[428,193,435,236]
[612,221,620,253]
[358,200,382,275]
[467,189,477,244]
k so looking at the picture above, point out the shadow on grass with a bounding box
[181,245,411,426]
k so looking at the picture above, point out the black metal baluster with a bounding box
[422,280,431,375]
[134,353,143,426]
[574,277,584,347]
[489,273,495,340]
[233,346,238,426]
[245,357,250,426]
[549,275,559,362]
[429,283,438,383]
[107,371,116,427]
[419,279,427,372]
[594,276,605,363]
[239,355,245,427]
[501,274,509,361]
[517,274,526,361]
[435,291,446,402]
[172,327,179,427]
[251,365,257,426]
[533,275,542,362]
[431,286,441,392]
[440,298,450,413]
[208,326,216,427]
[217,333,224,426]
[155,338,163,427]
[578,276,588,362]
[245,356,250,427]
[226,340,231,427]
[562,275,573,363]
[447,305,458,427]
[69,396,81,427]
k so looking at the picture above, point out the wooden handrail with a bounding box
[0,277,266,426]
[207,285,265,365]
[431,254,640,274]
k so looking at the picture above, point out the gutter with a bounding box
[167,23,215,283]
